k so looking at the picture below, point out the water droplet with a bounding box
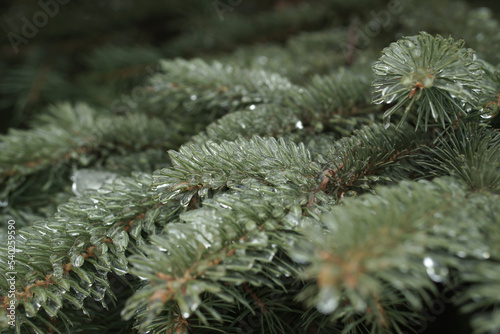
[53,264,64,279]
[384,94,396,104]
[383,116,391,129]
[24,300,40,317]
[249,104,256,110]
[423,256,448,282]
[113,230,129,252]
[249,233,268,246]
[480,108,494,119]
[265,249,276,261]
[429,101,438,120]
[182,312,190,319]
[185,292,201,313]
[316,287,340,314]
[287,241,312,264]
[180,190,196,207]
[295,120,304,130]
[198,186,209,197]
[481,251,490,259]
[72,254,85,268]
[72,169,118,196]
[190,95,197,101]
[42,300,61,317]
[218,203,231,209]
[0,199,8,207]
[283,212,300,227]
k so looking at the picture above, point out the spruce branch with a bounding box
[372,32,483,130]
[123,186,305,332]
[476,60,500,120]
[141,59,295,119]
[426,124,500,193]
[320,123,428,199]
[290,178,499,333]
[153,136,321,206]
[0,102,170,229]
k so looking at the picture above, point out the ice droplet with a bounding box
[42,300,61,317]
[72,254,85,268]
[480,108,494,119]
[383,116,391,129]
[423,256,448,282]
[316,287,340,314]
[287,239,313,264]
[180,191,196,207]
[283,212,300,227]
[185,293,201,312]
[113,230,129,252]
[249,233,268,246]
[24,300,40,317]
[71,169,118,196]
[384,94,396,104]
[53,264,64,279]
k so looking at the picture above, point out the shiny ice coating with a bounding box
[71,169,118,196]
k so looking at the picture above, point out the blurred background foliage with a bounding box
[1,0,499,132]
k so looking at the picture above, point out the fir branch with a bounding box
[426,124,500,192]
[320,123,428,198]
[372,32,483,130]
[291,178,499,333]
[153,136,321,205]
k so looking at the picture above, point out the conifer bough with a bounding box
[1,24,500,334]
[372,32,483,129]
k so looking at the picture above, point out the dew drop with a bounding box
[249,104,256,110]
[113,230,129,252]
[71,169,118,196]
[72,254,85,268]
[480,108,494,119]
[423,256,448,282]
[295,120,304,130]
[384,94,396,104]
[249,233,268,246]
[265,250,275,262]
[383,116,391,129]
[218,203,231,209]
[190,95,197,101]
[316,287,340,314]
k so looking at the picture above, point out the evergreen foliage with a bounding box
[1,1,500,333]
